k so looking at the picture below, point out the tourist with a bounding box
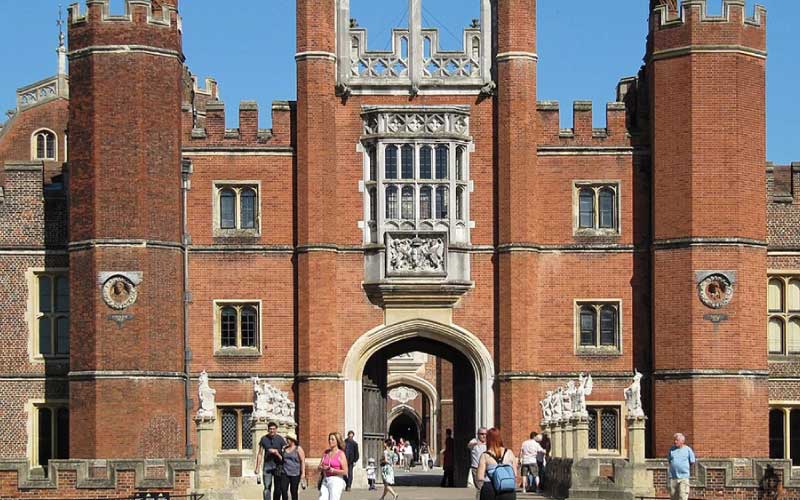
[420,441,431,471]
[476,428,518,500]
[397,438,405,469]
[404,441,414,470]
[519,432,544,492]
[668,433,696,500]
[366,457,377,490]
[318,432,348,500]
[344,430,360,491]
[279,433,306,500]
[468,427,488,489]
[440,428,455,487]
[254,422,287,500]
[534,434,546,492]
[539,433,551,489]
[380,438,399,500]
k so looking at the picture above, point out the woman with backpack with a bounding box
[475,428,518,500]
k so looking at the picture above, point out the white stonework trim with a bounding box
[30,128,58,162]
[68,45,183,60]
[0,249,68,256]
[25,398,68,470]
[211,299,264,354]
[343,318,494,470]
[295,51,337,62]
[651,45,767,61]
[495,51,539,62]
[387,404,423,434]
[26,267,69,364]
[768,253,800,257]
[349,88,483,97]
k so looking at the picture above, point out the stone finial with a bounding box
[196,370,216,420]
[624,370,645,418]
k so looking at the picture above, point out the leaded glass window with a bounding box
[220,189,236,229]
[579,307,596,346]
[575,183,619,233]
[35,405,68,470]
[420,187,432,219]
[599,189,615,229]
[34,130,56,160]
[221,409,238,450]
[435,186,449,219]
[420,146,432,179]
[221,307,237,348]
[579,189,594,229]
[401,186,415,220]
[218,303,260,351]
[767,275,800,355]
[220,407,253,451]
[577,302,620,352]
[240,189,256,229]
[385,145,398,179]
[587,406,620,453]
[401,145,414,179]
[36,273,69,356]
[386,186,399,219]
[435,145,448,179]
[216,185,259,232]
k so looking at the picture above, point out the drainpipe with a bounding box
[181,158,194,458]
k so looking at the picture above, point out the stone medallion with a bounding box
[698,273,733,309]
[101,274,138,310]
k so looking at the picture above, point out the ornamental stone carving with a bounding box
[252,377,296,426]
[387,234,446,276]
[540,373,593,423]
[101,274,139,310]
[697,272,734,309]
[361,106,471,140]
[388,386,419,404]
[196,370,216,421]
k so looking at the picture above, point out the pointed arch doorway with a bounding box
[343,319,494,487]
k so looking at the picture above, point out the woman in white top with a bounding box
[403,442,414,471]
[476,427,518,500]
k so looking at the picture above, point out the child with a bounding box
[366,457,377,490]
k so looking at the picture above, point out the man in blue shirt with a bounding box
[667,433,696,500]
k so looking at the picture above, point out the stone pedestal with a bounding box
[572,416,589,461]
[561,420,573,459]
[628,416,653,499]
[551,421,563,457]
[194,417,226,491]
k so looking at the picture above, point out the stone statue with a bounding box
[575,373,593,417]
[551,388,564,421]
[562,381,575,419]
[253,376,271,421]
[196,370,216,419]
[252,377,297,426]
[540,391,553,422]
[624,370,645,418]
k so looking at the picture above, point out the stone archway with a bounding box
[343,319,494,486]
[387,374,438,455]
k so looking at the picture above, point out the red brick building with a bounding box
[0,0,798,494]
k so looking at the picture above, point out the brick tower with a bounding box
[67,0,186,458]
[495,0,540,449]
[649,0,768,457]
[294,0,342,451]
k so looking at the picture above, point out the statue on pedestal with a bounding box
[540,392,553,422]
[562,381,576,419]
[196,370,216,420]
[574,373,593,417]
[551,388,564,421]
[624,370,645,418]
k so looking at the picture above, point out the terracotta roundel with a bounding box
[698,273,733,309]
[101,275,138,310]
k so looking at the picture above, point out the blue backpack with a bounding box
[487,450,516,493]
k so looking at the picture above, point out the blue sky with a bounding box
[1,0,797,163]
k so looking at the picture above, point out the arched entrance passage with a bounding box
[387,375,438,455]
[388,406,422,455]
[343,319,494,487]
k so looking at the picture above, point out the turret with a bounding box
[648,0,768,458]
[66,0,187,458]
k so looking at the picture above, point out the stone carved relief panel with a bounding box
[362,106,470,139]
[388,386,419,404]
[386,232,447,277]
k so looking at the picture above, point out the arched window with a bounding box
[769,279,785,312]
[456,186,465,221]
[220,307,237,347]
[789,318,800,354]
[599,306,617,346]
[435,145,449,179]
[368,147,377,181]
[420,186,432,219]
[789,279,800,312]
[386,186,398,219]
[385,145,398,179]
[401,186,414,220]
[401,145,414,179]
[435,186,449,219]
[420,146,432,179]
[240,306,258,348]
[579,189,594,229]
[220,189,236,229]
[598,188,615,229]
[368,187,377,222]
[240,188,257,229]
[456,146,465,180]
[769,318,784,354]
[36,272,70,357]
[579,306,596,346]
[33,130,57,160]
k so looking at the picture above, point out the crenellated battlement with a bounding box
[652,0,766,29]
[537,100,630,147]
[650,1,767,56]
[193,76,219,100]
[188,100,294,148]
[68,0,179,30]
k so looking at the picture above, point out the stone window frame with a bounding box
[212,181,262,237]
[768,402,800,465]
[31,128,58,161]
[767,273,800,356]
[25,399,69,471]
[572,181,621,237]
[27,268,70,363]
[217,404,254,454]
[574,299,623,356]
[586,402,625,457]
[212,300,262,357]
